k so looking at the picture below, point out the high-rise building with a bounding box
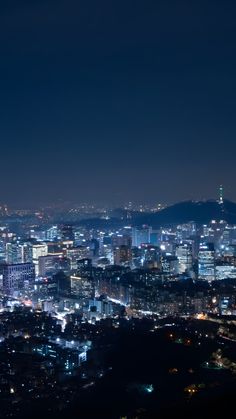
[70,275,95,299]
[141,244,160,268]
[113,245,132,266]
[132,226,151,247]
[112,235,132,248]
[38,255,70,277]
[198,243,215,281]
[66,246,90,269]
[6,242,23,264]
[176,243,193,274]
[46,226,59,241]
[6,242,32,265]
[161,255,178,276]
[32,244,48,276]
[3,263,35,295]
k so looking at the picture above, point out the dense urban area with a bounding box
[1,193,236,418]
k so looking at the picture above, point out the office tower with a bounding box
[176,243,193,274]
[161,255,178,276]
[176,222,196,241]
[38,255,55,277]
[132,226,151,247]
[112,234,132,248]
[66,246,90,269]
[46,226,59,241]
[53,271,71,295]
[32,244,48,276]
[6,242,32,265]
[140,244,160,268]
[113,245,132,266]
[198,243,215,281]
[70,275,95,299]
[3,263,35,295]
[6,242,23,264]
[38,255,70,277]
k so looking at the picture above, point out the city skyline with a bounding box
[1,2,236,417]
[0,184,229,210]
[1,1,236,206]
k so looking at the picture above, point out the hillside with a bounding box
[78,200,236,229]
[134,199,236,227]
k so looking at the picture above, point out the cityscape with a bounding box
[0,191,236,417]
[1,0,236,418]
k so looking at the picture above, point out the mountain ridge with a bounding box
[77,199,236,228]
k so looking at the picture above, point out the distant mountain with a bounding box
[77,200,236,229]
[133,200,236,227]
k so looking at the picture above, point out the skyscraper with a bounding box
[132,226,151,247]
[113,245,132,266]
[6,242,32,265]
[198,243,215,281]
[176,243,193,274]
[2,263,35,295]
[32,244,48,276]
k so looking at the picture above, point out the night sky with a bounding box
[1,0,236,207]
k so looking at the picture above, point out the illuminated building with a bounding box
[70,275,95,299]
[176,222,196,241]
[161,255,178,276]
[89,298,113,317]
[46,226,59,241]
[132,226,151,247]
[42,300,53,313]
[6,242,24,264]
[220,296,230,314]
[198,243,215,281]
[141,244,160,268]
[6,242,32,265]
[112,234,132,248]
[38,255,70,277]
[3,263,35,295]
[66,246,90,269]
[32,244,48,276]
[215,264,236,280]
[29,228,46,241]
[176,243,193,274]
[113,245,132,266]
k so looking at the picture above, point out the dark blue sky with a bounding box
[0,0,236,207]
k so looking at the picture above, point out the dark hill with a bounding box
[134,200,236,227]
[77,200,236,229]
